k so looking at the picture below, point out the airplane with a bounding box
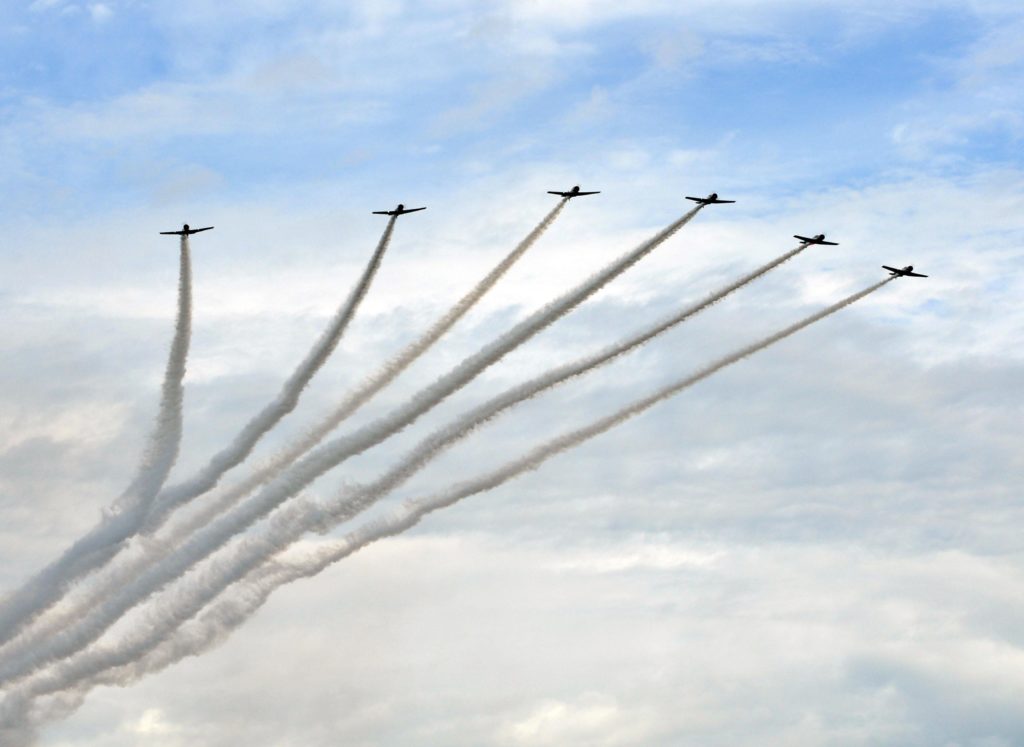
[547,185,600,199]
[794,233,839,246]
[372,204,426,216]
[883,265,928,278]
[685,192,735,205]
[160,224,214,236]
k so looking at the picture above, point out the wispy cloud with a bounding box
[1,2,1023,744]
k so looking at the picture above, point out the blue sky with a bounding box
[1,2,1023,746]
[3,1,1021,218]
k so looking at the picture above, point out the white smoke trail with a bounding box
[145,214,398,525]
[0,200,570,677]
[34,237,817,677]
[195,278,900,622]
[0,218,394,655]
[0,204,704,685]
[309,240,817,530]
[117,237,194,512]
[0,239,193,647]
[145,198,570,534]
[0,687,80,747]
[0,277,892,735]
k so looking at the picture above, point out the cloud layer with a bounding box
[1,1,1022,745]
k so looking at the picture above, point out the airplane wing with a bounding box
[881,265,900,273]
[547,191,569,196]
[684,196,704,202]
[819,240,838,245]
[905,270,928,277]
[159,231,183,235]
[794,235,814,242]
[711,199,736,203]
[574,191,600,196]
[192,226,214,233]
[372,210,393,215]
[400,207,427,213]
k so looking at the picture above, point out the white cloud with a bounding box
[430,67,559,138]
[500,693,645,746]
[890,15,1024,160]
[88,3,112,23]
[129,708,175,736]
[547,538,722,572]
[1,3,1023,744]
[21,537,1024,745]
[0,402,129,454]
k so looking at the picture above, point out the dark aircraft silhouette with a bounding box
[372,204,426,216]
[547,185,600,199]
[685,192,735,205]
[883,265,928,278]
[794,233,839,246]
[160,224,214,236]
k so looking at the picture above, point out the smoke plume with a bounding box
[0,278,891,731]
[0,205,703,685]
[0,238,193,647]
[161,198,569,535]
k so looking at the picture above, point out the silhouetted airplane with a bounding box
[547,185,600,198]
[794,233,839,246]
[685,192,735,205]
[160,224,214,236]
[883,265,928,278]
[372,204,426,216]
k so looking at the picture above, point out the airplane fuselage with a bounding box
[160,223,214,236]
[882,264,928,278]
[793,233,838,245]
[685,192,735,205]
[547,185,599,199]
[372,203,427,216]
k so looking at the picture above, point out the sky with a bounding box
[0,0,1022,745]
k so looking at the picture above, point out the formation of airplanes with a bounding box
[161,190,928,279]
